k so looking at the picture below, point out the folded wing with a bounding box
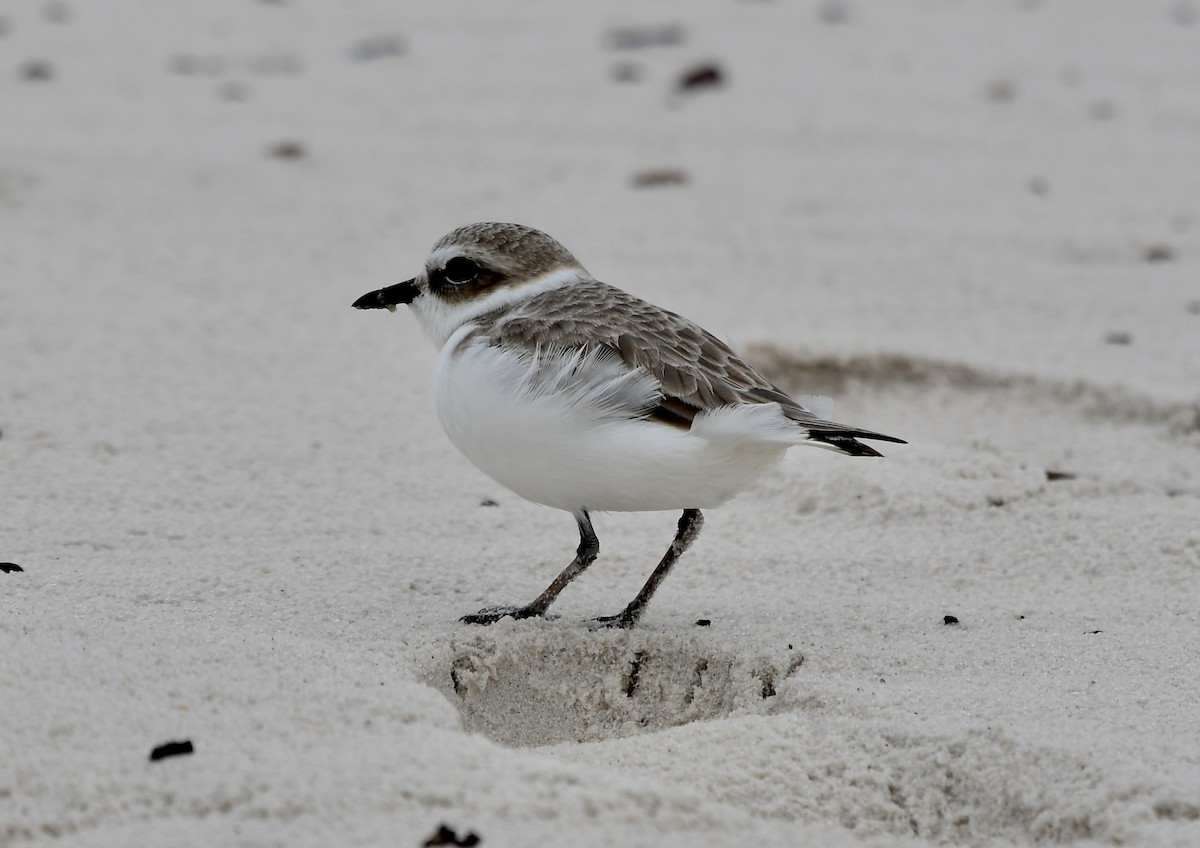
[484,279,907,456]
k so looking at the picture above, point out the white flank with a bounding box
[433,335,787,512]
[691,402,810,445]
[516,344,661,418]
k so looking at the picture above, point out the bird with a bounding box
[353,222,904,628]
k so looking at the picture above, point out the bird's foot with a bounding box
[459,604,551,626]
[589,608,640,630]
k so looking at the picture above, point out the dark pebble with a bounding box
[479,498,499,507]
[1103,331,1132,345]
[169,53,201,75]
[611,61,641,83]
[149,740,194,761]
[1058,65,1084,88]
[943,615,959,625]
[1089,98,1118,120]
[251,53,303,76]
[985,80,1016,102]
[423,824,481,847]
[20,60,54,81]
[1086,629,1103,635]
[817,0,851,24]
[43,1,70,24]
[632,168,688,188]
[0,563,24,574]
[349,35,406,62]
[216,81,249,101]
[269,141,306,160]
[606,24,685,50]
[1045,469,1076,481]
[1144,244,1174,263]
[679,63,723,91]
[694,618,711,627]
[170,53,227,76]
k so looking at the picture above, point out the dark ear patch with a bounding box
[429,259,506,301]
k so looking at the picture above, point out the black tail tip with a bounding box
[811,435,890,457]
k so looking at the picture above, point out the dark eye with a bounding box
[443,256,480,284]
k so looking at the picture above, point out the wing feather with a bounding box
[479,279,905,453]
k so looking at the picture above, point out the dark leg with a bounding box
[461,511,600,625]
[593,509,704,629]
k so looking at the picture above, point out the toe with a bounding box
[460,604,543,625]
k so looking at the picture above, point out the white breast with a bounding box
[432,329,788,512]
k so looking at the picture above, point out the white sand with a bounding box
[3,1,1199,845]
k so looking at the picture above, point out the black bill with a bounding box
[352,278,419,311]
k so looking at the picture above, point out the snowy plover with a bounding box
[354,222,904,628]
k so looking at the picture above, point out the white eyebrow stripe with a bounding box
[427,245,464,269]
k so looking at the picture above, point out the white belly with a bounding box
[433,333,787,513]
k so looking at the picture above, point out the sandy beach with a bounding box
[3,1,1199,845]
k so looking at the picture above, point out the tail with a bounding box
[801,422,907,457]
[737,384,905,457]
